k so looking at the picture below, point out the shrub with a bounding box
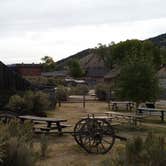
[100,144,125,166]
[3,138,35,166]
[95,84,110,101]
[0,143,5,164]
[8,91,50,114]
[102,133,166,166]
[32,91,50,113]
[40,134,49,159]
[56,86,68,101]
[0,120,35,166]
[25,76,48,86]
[70,85,89,95]
[8,95,25,112]
[26,76,65,86]
[0,120,33,146]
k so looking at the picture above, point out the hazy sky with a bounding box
[0,0,166,64]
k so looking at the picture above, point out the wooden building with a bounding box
[41,70,68,79]
[0,61,32,107]
[8,63,42,76]
[85,67,108,86]
[0,61,31,91]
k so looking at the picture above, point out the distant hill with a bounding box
[148,33,166,47]
[56,48,105,70]
[56,33,166,70]
[55,49,93,69]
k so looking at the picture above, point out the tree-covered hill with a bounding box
[148,33,166,47]
[55,49,94,70]
[55,33,166,70]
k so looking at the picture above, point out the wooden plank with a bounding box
[111,122,121,126]
[81,116,114,120]
[137,107,166,112]
[19,115,67,122]
[34,125,71,131]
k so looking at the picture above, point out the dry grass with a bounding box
[35,101,166,166]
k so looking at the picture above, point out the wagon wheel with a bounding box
[74,118,115,154]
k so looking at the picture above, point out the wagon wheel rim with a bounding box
[73,118,88,147]
[81,119,115,154]
[74,118,115,154]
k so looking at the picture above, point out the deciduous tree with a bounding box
[41,56,56,72]
[117,58,159,107]
[68,59,84,78]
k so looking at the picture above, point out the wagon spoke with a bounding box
[102,138,112,144]
[100,142,107,152]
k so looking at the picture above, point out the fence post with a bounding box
[161,111,164,122]
[107,88,111,111]
[83,95,85,108]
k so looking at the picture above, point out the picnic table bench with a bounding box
[105,111,145,126]
[110,101,134,111]
[18,115,71,135]
[137,107,166,122]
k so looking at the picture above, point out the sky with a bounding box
[0,0,166,64]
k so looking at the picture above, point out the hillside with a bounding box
[56,49,94,69]
[148,33,166,47]
[55,33,166,70]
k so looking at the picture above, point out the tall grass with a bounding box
[100,133,166,166]
[0,120,36,166]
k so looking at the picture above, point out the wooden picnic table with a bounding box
[18,115,68,135]
[105,111,145,126]
[137,107,166,122]
[110,101,134,111]
[81,115,114,121]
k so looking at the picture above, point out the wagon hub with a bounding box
[94,132,102,144]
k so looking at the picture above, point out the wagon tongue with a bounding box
[114,135,127,141]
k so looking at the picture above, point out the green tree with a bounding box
[68,59,84,78]
[160,47,166,64]
[95,43,113,69]
[95,40,161,69]
[41,56,56,72]
[111,40,161,69]
[117,58,159,107]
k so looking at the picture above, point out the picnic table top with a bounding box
[110,101,134,104]
[81,116,114,120]
[105,111,144,118]
[18,115,67,123]
[137,107,166,112]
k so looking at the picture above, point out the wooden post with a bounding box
[161,111,164,122]
[83,95,85,108]
[107,88,111,111]
[58,100,61,107]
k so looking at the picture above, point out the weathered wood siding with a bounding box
[0,61,31,91]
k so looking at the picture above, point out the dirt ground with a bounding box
[36,101,166,166]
